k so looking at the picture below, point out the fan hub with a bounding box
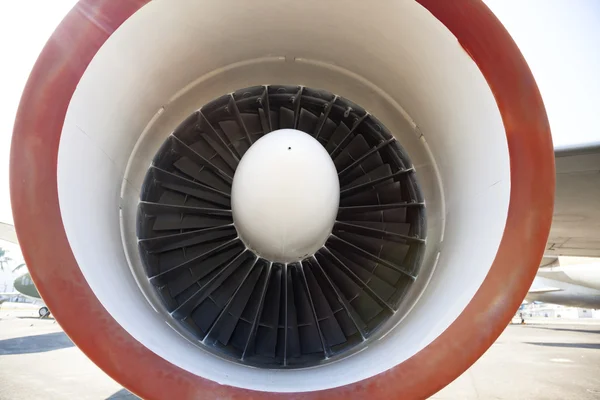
[232,129,339,263]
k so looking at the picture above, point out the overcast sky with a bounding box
[0,0,599,230]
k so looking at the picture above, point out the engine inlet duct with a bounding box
[137,86,426,368]
[11,0,554,397]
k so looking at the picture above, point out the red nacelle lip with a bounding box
[10,0,554,399]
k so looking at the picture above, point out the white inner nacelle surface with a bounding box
[231,129,339,263]
[57,0,510,392]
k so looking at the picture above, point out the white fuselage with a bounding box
[527,263,600,309]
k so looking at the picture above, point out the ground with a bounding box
[0,306,133,400]
[1,305,599,399]
[433,319,600,400]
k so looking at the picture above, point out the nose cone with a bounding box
[231,129,340,263]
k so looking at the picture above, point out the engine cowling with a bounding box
[10,0,554,398]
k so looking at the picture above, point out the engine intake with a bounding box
[10,0,554,398]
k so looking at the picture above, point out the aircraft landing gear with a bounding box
[38,306,50,318]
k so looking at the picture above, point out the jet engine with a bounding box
[10,0,555,398]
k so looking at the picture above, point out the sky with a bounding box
[0,1,77,283]
[0,1,599,233]
[0,1,78,227]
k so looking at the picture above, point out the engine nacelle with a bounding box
[10,0,554,398]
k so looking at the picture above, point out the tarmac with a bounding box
[1,304,599,399]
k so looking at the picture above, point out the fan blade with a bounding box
[210,261,265,347]
[338,221,410,236]
[173,157,231,193]
[140,226,236,253]
[325,122,350,153]
[328,234,413,280]
[316,250,386,325]
[334,134,370,171]
[219,121,250,156]
[297,108,319,134]
[322,249,396,302]
[339,151,384,186]
[151,166,230,208]
[339,181,402,207]
[188,256,257,338]
[292,265,324,355]
[229,261,270,352]
[279,107,295,129]
[171,251,252,320]
[341,164,392,191]
[303,261,348,348]
[255,265,283,357]
[189,137,235,177]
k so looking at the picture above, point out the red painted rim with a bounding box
[10,0,554,399]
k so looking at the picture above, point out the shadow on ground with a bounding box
[0,332,74,355]
[106,388,138,399]
[523,325,600,335]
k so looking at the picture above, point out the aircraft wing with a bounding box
[0,221,18,244]
[528,287,562,294]
[546,146,600,257]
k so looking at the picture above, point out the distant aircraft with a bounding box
[12,272,50,317]
[527,257,600,309]
[0,224,50,317]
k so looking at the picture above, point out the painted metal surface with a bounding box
[527,275,600,309]
[547,146,600,257]
[0,221,18,244]
[10,1,553,399]
[231,129,340,263]
[13,272,41,299]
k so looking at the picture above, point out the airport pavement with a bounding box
[1,304,599,399]
[432,318,600,400]
[0,305,133,400]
